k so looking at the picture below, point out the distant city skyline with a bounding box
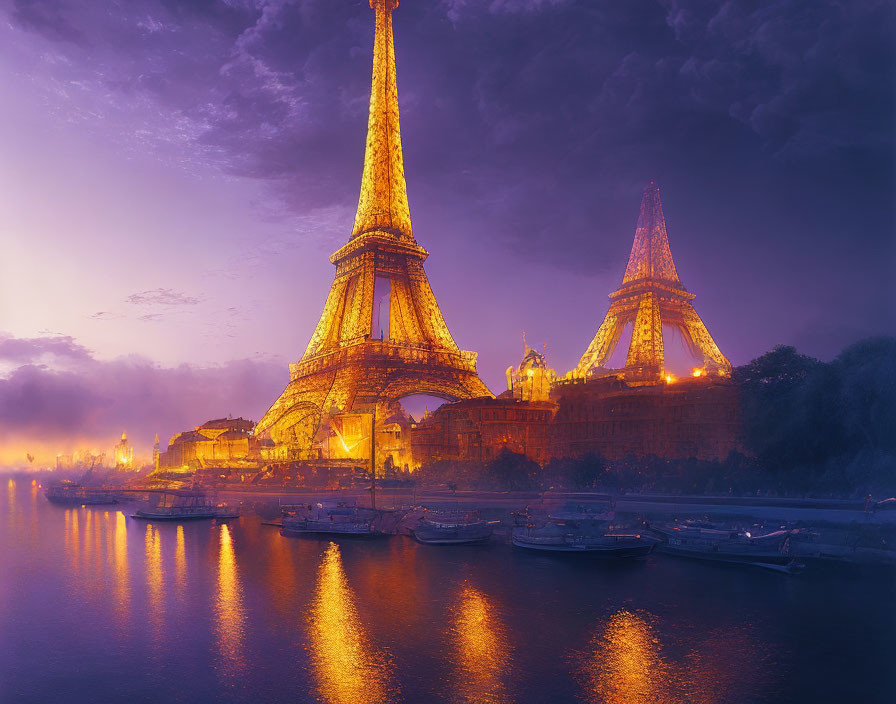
[1,0,893,460]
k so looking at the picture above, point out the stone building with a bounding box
[158,418,261,471]
[549,375,743,461]
[410,397,558,465]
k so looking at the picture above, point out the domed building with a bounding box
[506,336,556,402]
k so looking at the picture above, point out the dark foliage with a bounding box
[482,448,541,491]
[737,337,896,493]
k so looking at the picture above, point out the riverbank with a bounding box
[211,486,895,525]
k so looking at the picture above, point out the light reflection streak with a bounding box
[64,508,71,553]
[584,610,675,704]
[175,525,187,597]
[70,509,80,568]
[6,478,15,528]
[144,524,163,641]
[84,509,93,565]
[215,523,246,676]
[113,512,130,626]
[449,583,511,704]
[95,510,104,558]
[307,542,396,704]
[581,610,768,704]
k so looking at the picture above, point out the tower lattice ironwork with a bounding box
[256,0,491,454]
[574,182,731,383]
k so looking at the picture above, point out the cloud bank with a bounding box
[0,332,286,465]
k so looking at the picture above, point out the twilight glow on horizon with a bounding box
[0,0,893,460]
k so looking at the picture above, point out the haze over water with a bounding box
[2,477,894,704]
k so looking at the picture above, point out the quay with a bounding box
[211,487,894,525]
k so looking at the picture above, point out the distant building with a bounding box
[113,431,135,470]
[157,418,261,471]
[152,433,160,471]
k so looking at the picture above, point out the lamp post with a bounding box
[370,404,377,511]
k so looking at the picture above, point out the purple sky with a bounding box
[0,0,894,462]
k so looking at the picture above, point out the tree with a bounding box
[484,448,540,491]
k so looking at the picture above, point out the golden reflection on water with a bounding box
[144,524,163,639]
[113,512,130,624]
[585,610,675,704]
[307,542,395,704]
[175,525,187,596]
[96,510,104,559]
[84,509,93,564]
[215,523,246,675]
[583,610,767,704]
[449,583,511,704]
[6,478,15,527]
[70,509,80,567]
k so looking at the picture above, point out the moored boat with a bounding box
[413,510,493,545]
[132,489,237,521]
[280,500,381,537]
[512,517,655,557]
[45,482,119,506]
[648,520,803,573]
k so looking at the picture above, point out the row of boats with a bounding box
[46,486,880,573]
[278,501,804,573]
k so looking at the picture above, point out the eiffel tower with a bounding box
[256,0,491,454]
[574,182,731,383]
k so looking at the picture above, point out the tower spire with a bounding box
[255,0,490,450]
[352,0,413,240]
[622,181,681,286]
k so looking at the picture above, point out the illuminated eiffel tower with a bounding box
[256,0,491,454]
[574,182,731,384]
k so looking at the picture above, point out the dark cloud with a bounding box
[3,0,893,361]
[0,333,286,456]
[11,0,86,45]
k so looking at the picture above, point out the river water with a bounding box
[1,477,894,703]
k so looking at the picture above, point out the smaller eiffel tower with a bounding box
[574,182,731,383]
